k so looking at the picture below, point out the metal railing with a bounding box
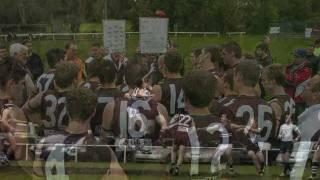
[0,32,223,42]
[16,142,316,166]
[226,32,246,37]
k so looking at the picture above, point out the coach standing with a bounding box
[284,48,312,118]
[22,39,44,81]
[9,43,36,106]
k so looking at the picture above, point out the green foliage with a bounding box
[0,0,319,33]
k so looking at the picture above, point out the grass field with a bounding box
[0,161,315,180]
[29,35,315,71]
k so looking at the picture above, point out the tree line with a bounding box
[0,0,319,33]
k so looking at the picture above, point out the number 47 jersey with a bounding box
[36,70,55,93]
[34,132,113,179]
[219,95,274,146]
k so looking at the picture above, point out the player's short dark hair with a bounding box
[21,39,31,45]
[66,88,97,121]
[125,62,148,89]
[222,41,242,59]
[164,52,183,73]
[256,42,270,54]
[191,48,202,57]
[0,57,26,90]
[203,45,222,64]
[242,53,255,61]
[86,60,102,79]
[98,60,117,84]
[263,64,285,86]
[65,41,76,50]
[183,70,216,108]
[223,69,234,90]
[46,48,65,68]
[234,60,261,87]
[54,62,80,88]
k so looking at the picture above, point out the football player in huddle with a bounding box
[101,62,169,177]
[198,45,225,98]
[198,45,224,78]
[101,61,168,151]
[80,58,102,91]
[261,64,295,141]
[36,48,65,93]
[0,57,29,165]
[220,60,273,176]
[151,52,185,117]
[309,137,320,179]
[91,60,122,137]
[210,69,238,116]
[33,88,128,180]
[168,70,232,176]
[23,62,80,136]
[210,69,237,175]
[221,41,241,70]
[300,75,320,179]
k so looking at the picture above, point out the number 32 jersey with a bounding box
[40,90,70,136]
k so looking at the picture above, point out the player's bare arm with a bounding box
[156,103,169,129]
[269,101,282,137]
[151,84,162,102]
[101,101,115,135]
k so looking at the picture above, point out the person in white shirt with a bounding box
[278,113,301,177]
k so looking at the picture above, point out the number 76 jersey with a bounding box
[219,95,274,144]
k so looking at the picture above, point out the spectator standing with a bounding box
[221,41,242,70]
[284,48,312,117]
[313,39,320,57]
[64,41,86,83]
[85,42,104,65]
[255,42,272,68]
[104,52,128,86]
[305,44,320,76]
[9,43,36,106]
[22,39,44,80]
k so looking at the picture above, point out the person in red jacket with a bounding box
[284,48,312,119]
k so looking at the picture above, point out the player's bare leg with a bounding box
[248,151,263,176]
[256,151,265,173]
[225,144,235,176]
[280,152,290,176]
[171,145,186,176]
[177,145,186,167]
[170,144,178,175]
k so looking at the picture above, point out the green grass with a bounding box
[30,34,314,71]
[0,161,315,180]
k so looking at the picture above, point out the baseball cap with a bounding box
[292,48,307,58]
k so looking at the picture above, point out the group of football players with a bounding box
[0,40,319,179]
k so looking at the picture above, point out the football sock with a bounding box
[311,162,319,177]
